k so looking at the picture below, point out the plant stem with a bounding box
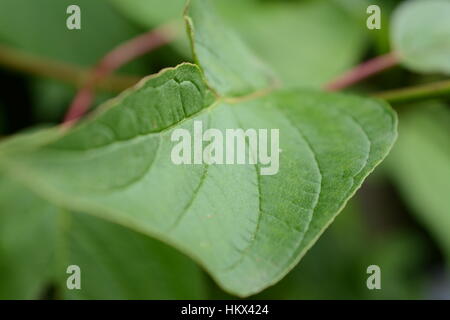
[0,44,140,92]
[374,79,450,104]
[3,35,449,117]
[325,52,400,91]
[63,24,178,126]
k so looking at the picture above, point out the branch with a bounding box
[374,79,450,104]
[0,44,140,92]
[325,52,400,91]
[63,24,178,126]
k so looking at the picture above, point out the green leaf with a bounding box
[0,70,397,296]
[111,0,367,87]
[0,0,148,121]
[0,175,206,299]
[387,103,450,260]
[109,0,192,55]
[0,177,58,299]
[185,0,277,96]
[110,0,185,27]
[62,212,207,299]
[212,0,367,88]
[331,0,371,20]
[391,0,450,75]
[0,0,142,68]
[0,0,397,296]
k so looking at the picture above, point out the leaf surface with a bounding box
[0,70,396,295]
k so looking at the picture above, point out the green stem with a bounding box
[374,79,450,104]
[0,44,140,92]
[2,44,449,106]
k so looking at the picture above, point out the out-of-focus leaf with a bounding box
[387,102,450,259]
[0,0,397,296]
[369,0,400,55]
[185,0,277,96]
[62,212,207,299]
[0,177,58,299]
[0,175,206,299]
[0,0,152,121]
[112,0,368,87]
[0,0,142,69]
[391,0,450,75]
[110,0,191,54]
[30,80,74,122]
[110,0,185,27]
[331,0,370,21]
[214,0,367,88]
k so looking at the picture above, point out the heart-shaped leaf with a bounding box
[391,0,450,75]
[0,0,397,296]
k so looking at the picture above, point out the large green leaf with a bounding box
[0,175,206,299]
[387,103,450,260]
[0,0,397,296]
[391,0,450,75]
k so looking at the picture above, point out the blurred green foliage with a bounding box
[112,0,369,87]
[387,103,450,261]
[391,0,450,75]
[0,176,207,299]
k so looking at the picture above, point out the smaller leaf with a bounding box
[0,176,207,299]
[0,177,58,299]
[391,0,450,75]
[110,0,184,27]
[0,0,144,68]
[387,102,450,261]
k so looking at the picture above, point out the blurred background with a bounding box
[0,0,449,299]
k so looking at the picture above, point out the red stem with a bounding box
[325,52,400,91]
[63,26,176,126]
